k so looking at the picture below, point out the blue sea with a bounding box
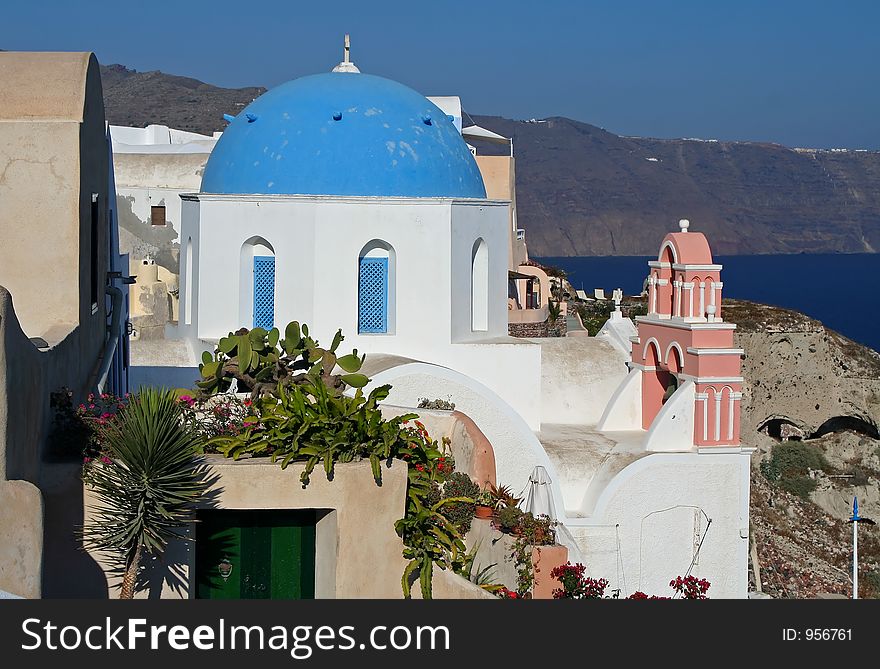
[537,254,880,353]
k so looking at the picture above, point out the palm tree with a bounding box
[547,300,563,336]
[82,388,210,598]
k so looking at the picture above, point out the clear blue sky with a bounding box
[3,0,879,148]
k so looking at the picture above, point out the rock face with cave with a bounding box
[726,299,880,448]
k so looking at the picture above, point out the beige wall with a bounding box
[0,51,117,598]
[0,52,108,347]
[378,405,497,488]
[0,288,47,483]
[82,456,496,599]
[0,122,81,335]
[0,479,43,598]
[475,155,518,270]
[84,458,411,598]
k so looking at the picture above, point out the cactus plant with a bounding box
[197,321,367,398]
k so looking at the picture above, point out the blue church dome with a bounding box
[201,72,487,198]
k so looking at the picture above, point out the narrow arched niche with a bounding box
[184,237,193,326]
[471,238,489,332]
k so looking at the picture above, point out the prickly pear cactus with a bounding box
[197,321,367,398]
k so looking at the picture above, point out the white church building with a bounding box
[127,43,752,598]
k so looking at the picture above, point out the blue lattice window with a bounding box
[358,257,388,333]
[253,255,275,329]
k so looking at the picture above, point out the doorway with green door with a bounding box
[195,509,318,599]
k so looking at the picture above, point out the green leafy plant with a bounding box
[438,472,480,534]
[197,321,368,398]
[488,483,523,510]
[207,325,466,599]
[760,442,829,499]
[459,544,503,594]
[504,512,557,596]
[475,488,495,507]
[81,388,211,599]
[497,505,525,533]
[574,300,616,336]
[417,397,456,411]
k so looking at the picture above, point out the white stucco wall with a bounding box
[644,379,696,452]
[597,368,643,431]
[595,312,638,355]
[567,451,750,599]
[365,362,566,517]
[538,337,630,424]
[118,186,186,245]
[176,193,543,427]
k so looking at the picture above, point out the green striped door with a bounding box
[195,510,316,599]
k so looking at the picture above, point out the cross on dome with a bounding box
[332,34,361,73]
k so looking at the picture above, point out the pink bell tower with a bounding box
[637,220,743,448]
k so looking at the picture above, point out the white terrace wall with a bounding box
[568,451,751,599]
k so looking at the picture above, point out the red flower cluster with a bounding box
[497,587,519,599]
[626,591,669,600]
[626,575,709,599]
[436,456,453,475]
[670,575,711,599]
[550,562,609,599]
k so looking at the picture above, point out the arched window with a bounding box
[471,238,489,331]
[666,342,684,375]
[240,236,275,330]
[642,340,668,429]
[358,240,395,334]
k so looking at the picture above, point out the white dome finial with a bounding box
[332,34,361,73]
[679,218,690,233]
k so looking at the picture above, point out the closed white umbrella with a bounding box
[522,465,557,520]
[521,465,587,568]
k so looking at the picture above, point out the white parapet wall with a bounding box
[566,450,751,599]
[362,358,568,520]
[644,380,696,452]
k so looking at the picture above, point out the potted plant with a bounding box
[474,488,495,519]
[488,482,522,511]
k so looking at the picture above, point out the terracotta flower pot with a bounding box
[475,504,495,520]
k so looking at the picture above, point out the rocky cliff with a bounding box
[100,64,264,135]
[727,299,880,597]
